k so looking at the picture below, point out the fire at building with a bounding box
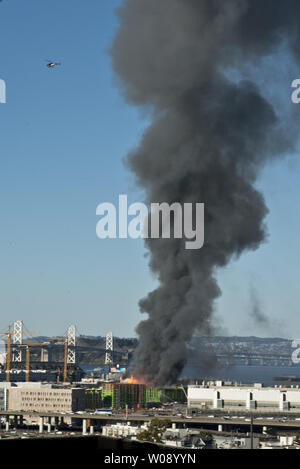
[85,382,186,411]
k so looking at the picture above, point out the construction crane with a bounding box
[0,325,39,382]
[0,324,75,384]
[47,337,69,382]
[15,337,70,383]
[15,341,49,382]
[0,326,11,382]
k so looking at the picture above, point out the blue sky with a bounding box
[0,0,299,339]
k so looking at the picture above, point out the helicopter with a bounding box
[46,61,61,69]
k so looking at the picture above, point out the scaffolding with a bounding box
[85,385,187,411]
[145,387,186,405]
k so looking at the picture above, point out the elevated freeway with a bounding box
[2,410,300,434]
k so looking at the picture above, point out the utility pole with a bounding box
[177,386,188,416]
[250,414,254,450]
[6,326,11,383]
[64,339,68,383]
[47,334,72,382]
[0,327,12,382]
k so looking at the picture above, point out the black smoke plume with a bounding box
[111,0,300,385]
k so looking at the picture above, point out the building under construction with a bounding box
[85,383,186,410]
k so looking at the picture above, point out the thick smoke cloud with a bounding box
[111,0,300,385]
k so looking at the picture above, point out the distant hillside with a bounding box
[25,335,296,366]
[190,336,293,357]
[30,335,138,365]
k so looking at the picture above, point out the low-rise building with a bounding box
[214,435,260,449]
[188,384,300,412]
[260,436,297,449]
[102,422,149,439]
[162,427,206,449]
[8,385,85,413]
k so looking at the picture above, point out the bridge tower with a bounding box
[67,324,76,364]
[12,320,23,362]
[105,331,113,366]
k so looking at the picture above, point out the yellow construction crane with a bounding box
[15,341,48,382]
[16,336,69,383]
[47,336,69,382]
[0,326,39,382]
[0,327,71,383]
[0,326,11,382]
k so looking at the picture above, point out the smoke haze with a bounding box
[111,0,300,385]
[249,286,270,326]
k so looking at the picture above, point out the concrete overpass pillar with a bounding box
[218,425,223,432]
[263,426,268,435]
[39,417,44,434]
[279,393,290,412]
[5,416,9,431]
[246,391,256,410]
[82,419,87,435]
[90,425,94,434]
[45,417,51,432]
[213,391,223,409]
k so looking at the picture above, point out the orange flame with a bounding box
[121,374,151,385]
[127,375,142,384]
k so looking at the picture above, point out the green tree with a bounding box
[200,431,214,444]
[137,419,171,444]
[295,432,300,443]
